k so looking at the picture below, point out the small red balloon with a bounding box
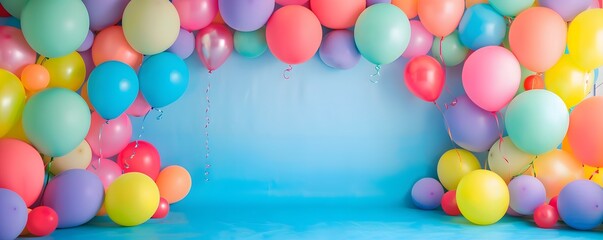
[404,55,445,102]
[27,206,58,237]
[549,196,558,212]
[441,190,460,216]
[0,4,10,17]
[152,197,170,219]
[523,74,545,90]
[117,141,161,180]
[534,204,558,228]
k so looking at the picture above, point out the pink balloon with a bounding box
[85,112,133,158]
[402,20,434,59]
[86,158,122,190]
[0,26,37,76]
[173,0,218,31]
[196,23,233,72]
[276,0,308,5]
[462,46,521,112]
[126,91,151,117]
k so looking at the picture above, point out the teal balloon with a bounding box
[139,52,189,108]
[354,4,410,65]
[20,0,89,58]
[87,61,139,120]
[489,0,535,17]
[234,27,267,58]
[0,0,29,18]
[505,90,569,155]
[22,88,91,157]
[431,31,469,67]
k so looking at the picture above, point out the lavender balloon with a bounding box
[319,30,361,69]
[412,178,444,210]
[444,95,500,152]
[168,29,195,59]
[218,0,276,32]
[402,20,434,59]
[558,180,603,230]
[83,0,130,31]
[80,49,94,80]
[0,188,27,240]
[77,30,94,52]
[508,175,546,215]
[367,0,391,7]
[539,0,591,21]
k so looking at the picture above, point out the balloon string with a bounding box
[589,167,600,180]
[434,101,463,168]
[127,108,152,169]
[92,121,109,170]
[438,36,452,96]
[512,156,538,179]
[584,72,590,98]
[369,65,381,83]
[493,112,511,175]
[283,64,293,80]
[204,72,212,182]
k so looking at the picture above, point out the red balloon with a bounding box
[266,6,322,65]
[195,23,233,71]
[440,190,460,216]
[404,55,445,102]
[534,204,558,228]
[27,206,58,237]
[0,139,45,207]
[117,141,161,180]
[549,196,558,212]
[152,197,170,219]
[310,0,366,29]
[523,75,545,91]
[0,4,10,17]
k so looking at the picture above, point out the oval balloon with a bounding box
[20,64,50,92]
[392,0,417,19]
[92,26,143,70]
[0,69,25,137]
[567,9,603,71]
[138,52,189,108]
[167,28,196,60]
[458,4,506,50]
[219,0,274,32]
[38,52,86,91]
[531,149,584,199]
[488,137,535,183]
[116,141,161,180]
[234,27,268,59]
[82,0,129,31]
[456,170,509,225]
[0,26,36,75]
[310,0,365,29]
[0,139,45,207]
[404,55,444,102]
[318,30,360,69]
[85,112,133,158]
[122,0,180,55]
[105,173,159,226]
[42,140,92,175]
[567,96,603,167]
[0,0,28,18]
[431,31,469,67]
[437,149,481,190]
[444,95,500,152]
[195,24,233,71]
[402,20,434,59]
[418,0,465,37]
[87,61,139,120]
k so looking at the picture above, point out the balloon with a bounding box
[195,24,233,71]
[22,88,91,157]
[437,149,481,190]
[539,0,591,21]
[27,206,58,237]
[508,176,546,215]
[584,165,603,187]
[533,204,558,228]
[218,0,274,32]
[20,64,50,92]
[38,52,86,91]
[567,96,603,167]
[0,15,20,28]
[567,9,603,71]
[0,189,27,240]
[462,46,521,112]
[86,112,133,158]
[234,27,268,59]
[418,0,465,37]
[42,169,104,228]
[0,4,10,17]
[0,0,28,18]
[531,149,584,199]
[368,0,391,6]
[122,0,180,55]
[105,173,160,226]
[549,196,558,212]
[392,0,417,18]
[557,180,603,230]
[515,65,536,95]
[126,92,152,117]
[92,26,143,70]
[506,206,522,217]
[488,137,535,183]
[545,55,591,108]
[86,158,123,190]
[457,170,509,225]
[0,139,44,207]
[489,0,534,16]
[167,28,196,60]
[509,7,567,73]
[156,166,192,204]
[266,6,322,65]
[505,90,569,155]
[80,49,94,80]
[590,0,600,8]
[402,20,434,59]
[318,30,360,69]
[310,0,365,29]
[82,0,129,31]
[4,112,28,143]
[42,140,92,175]
[404,56,444,102]
[354,4,410,65]
[444,95,500,152]
[431,31,469,67]
[411,178,444,210]
[466,0,487,8]
[458,4,506,50]
[77,30,94,52]
[87,61,139,120]
[523,75,545,91]
[0,26,37,75]
[173,0,218,31]
[139,52,189,108]
[276,0,308,5]
[152,197,170,219]
[117,141,161,180]
[0,69,25,137]
[441,190,461,216]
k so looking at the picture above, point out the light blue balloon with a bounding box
[458,4,506,50]
[234,27,267,58]
[87,61,139,120]
[139,52,189,108]
[22,88,91,157]
[505,90,569,155]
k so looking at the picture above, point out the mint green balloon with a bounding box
[234,27,267,58]
[23,88,91,157]
[431,31,469,67]
[20,0,89,58]
[354,4,410,65]
[505,90,569,155]
[0,0,29,18]
[489,0,535,17]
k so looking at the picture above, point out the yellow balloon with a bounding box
[37,52,86,91]
[545,55,591,108]
[105,172,159,226]
[43,140,92,175]
[0,69,26,137]
[122,0,180,55]
[488,137,535,183]
[4,112,30,143]
[437,149,481,190]
[567,9,603,71]
[457,170,509,225]
[584,165,603,188]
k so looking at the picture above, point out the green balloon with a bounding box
[489,0,535,17]
[354,4,410,65]
[505,90,569,155]
[234,27,267,58]
[0,0,29,18]
[22,88,91,157]
[431,31,469,67]
[20,0,89,58]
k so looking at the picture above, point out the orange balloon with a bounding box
[79,80,94,111]
[266,6,322,65]
[527,149,584,199]
[567,96,603,167]
[310,0,365,29]
[392,0,418,18]
[92,26,143,70]
[509,7,567,73]
[466,0,487,8]
[20,64,49,92]
[213,12,225,24]
[418,0,465,37]
[156,166,191,204]
[96,203,107,216]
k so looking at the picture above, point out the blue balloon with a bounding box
[0,16,20,28]
[557,180,603,230]
[458,4,506,50]
[87,61,139,120]
[0,188,27,240]
[139,52,189,108]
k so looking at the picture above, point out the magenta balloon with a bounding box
[0,26,37,75]
[196,24,234,71]
[218,0,275,32]
[173,0,218,31]
[86,158,122,190]
[126,91,151,117]
[85,112,133,158]
[402,20,434,59]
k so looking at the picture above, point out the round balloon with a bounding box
[42,140,91,175]
[418,0,465,37]
[402,20,433,59]
[266,6,322,65]
[488,137,535,183]
[167,28,196,60]
[152,197,170,219]
[172,0,218,31]
[117,141,161,180]
[404,55,444,102]
[310,0,365,29]
[77,30,94,52]
[156,166,192,204]
[539,0,591,21]
[456,170,509,225]
[567,96,603,167]
[86,112,133,158]
[318,30,360,69]
[444,95,500,152]
[458,4,506,50]
[0,139,44,207]
[489,0,535,16]
[276,0,308,5]
[83,0,129,31]
[105,173,160,226]
[431,31,469,67]
[411,178,444,210]
[20,64,50,92]
[508,175,546,215]
[234,27,268,59]
[567,9,603,71]
[0,69,25,137]
[219,0,274,32]
[0,188,27,240]
[92,26,143,70]
[86,158,123,190]
[27,206,58,237]
[557,180,603,230]
[437,149,481,190]
[139,52,189,108]
[87,61,139,120]
[441,190,461,216]
[122,0,180,55]
[392,0,417,19]
[195,24,233,71]
[545,55,591,108]
[0,0,28,18]
[125,92,151,117]
[0,26,37,75]
[533,204,558,229]
[37,52,86,91]
[532,149,584,199]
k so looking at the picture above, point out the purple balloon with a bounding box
[218,0,276,32]
[168,28,195,59]
[83,0,130,31]
[80,49,94,80]
[0,188,27,240]
[506,206,523,217]
[508,175,546,215]
[539,0,591,21]
[558,180,603,230]
[367,0,391,6]
[77,30,95,52]
[444,95,500,152]
[411,178,444,210]
[319,30,360,69]
[42,169,104,228]
[402,20,434,59]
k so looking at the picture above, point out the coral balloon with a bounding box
[444,95,500,152]
[173,0,218,31]
[0,26,37,75]
[92,26,143,70]
[87,158,123,190]
[156,166,192,204]
[117,141,161,180]
[437,149,481,190]
[441,190,461,216]
[195,24,233,71]
[0,69,25,137]
[122,0,180,55]
[20,64,49,92]
[0,139,45,207]
[404,55,444,102]
[533,204,558,229]
[152,197,170,219]
[38,52,86,91]
[456,170,509,225]
[310,0,365,29]
[531,150,584,199]
[42,140,92,175]
[402,20,434,59]
[86,112,133,158]
[219,0,275,32]
[392,0,417,18]
[567,96,603,167]
[105,173,160,226]
[488,137,535,183]
[418,0,465,37]
[567,9,603,71]
[266,6,322,65]
[27,206,58,237]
